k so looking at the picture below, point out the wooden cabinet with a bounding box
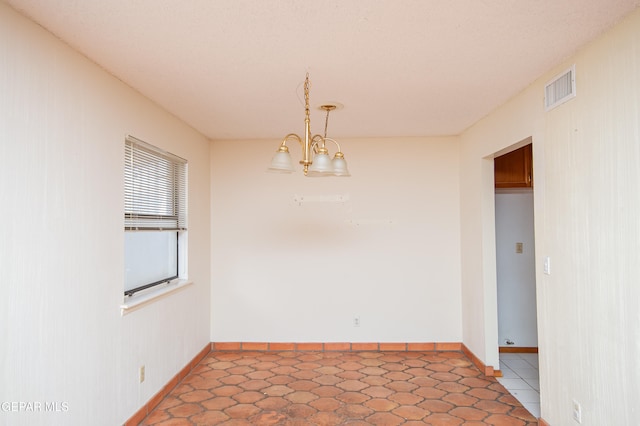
[494,144,532,188]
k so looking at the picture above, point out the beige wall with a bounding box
[3,0,640,424]
[0,3,211,425]
[211,137,463,343]
[460,8,640,425]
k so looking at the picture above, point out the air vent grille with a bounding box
[545,65,576,111]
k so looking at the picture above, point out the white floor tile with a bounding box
[498,353,522,359]
[497,378,533,390]
[523,401,541,418]
[501,359,532,369]
[518,353,537,359]
[509,389,540,403]
[519,353,539,367]
[499,368,519,379]
[499,352,540,417]
[512,366,539,379]
[524,378,540,391]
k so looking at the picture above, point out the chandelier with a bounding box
[268,74,350,177]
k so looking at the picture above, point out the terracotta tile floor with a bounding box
[141,350,537,425]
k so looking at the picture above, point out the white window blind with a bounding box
[124,136,187,296]
[125,136,187,231]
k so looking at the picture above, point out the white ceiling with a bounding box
[5,0,639,140]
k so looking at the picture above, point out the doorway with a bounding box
[493,140,538,350]
[493,140,540,417]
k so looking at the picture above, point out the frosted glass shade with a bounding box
[331,153,350,177]
[306,151,334,177]
[268,150,295,173]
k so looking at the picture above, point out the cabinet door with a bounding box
[494,144,532,188]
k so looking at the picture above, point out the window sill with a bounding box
[121,279,193,315]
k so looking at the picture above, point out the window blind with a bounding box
[124,136,187,231]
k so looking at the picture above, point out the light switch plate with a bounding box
[543,256,551,275]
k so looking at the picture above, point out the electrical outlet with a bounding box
[139,365,145,383]
[353,317,360,327]
[515,242,523,253]
[572,399,582,423]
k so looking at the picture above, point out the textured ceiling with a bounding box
[5,0,640,140]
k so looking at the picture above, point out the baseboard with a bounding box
[123,343,211,426]
[210,341,463,352]
[499,346,539,353]
[461,343,495,376]
[212,342,498,377]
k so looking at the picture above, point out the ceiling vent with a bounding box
[545,65,576,111]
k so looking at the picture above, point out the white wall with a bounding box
[460,8,640,425]
[211,137,462,343]
[5,1,639,424]
[495,191,537,347]
[0,4,211,425]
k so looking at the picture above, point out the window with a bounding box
[124,135,187,296]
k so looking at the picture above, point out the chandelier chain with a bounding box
[304,73,310,116]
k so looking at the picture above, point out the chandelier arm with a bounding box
[310,135,326,154]
[280,133,303,148]
[322,137,343,153]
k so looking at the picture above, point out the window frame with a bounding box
[124,135,187,297]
